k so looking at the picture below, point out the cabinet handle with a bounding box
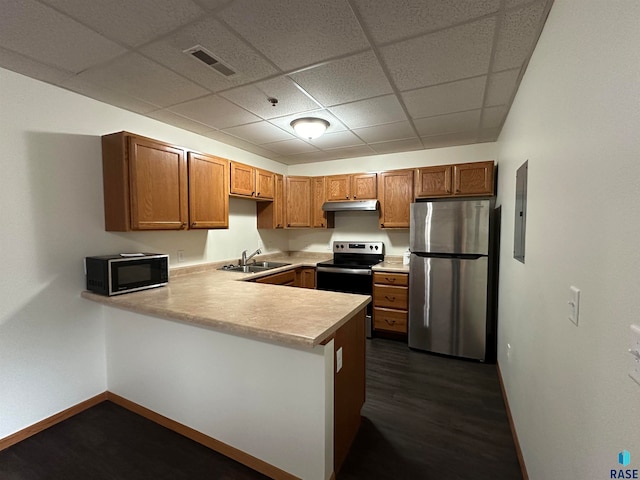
[385,295,396,302]
[287,223,291,227]
[354,195,357,199]
[321,223,324,227]
[191,222,197,227]
[385,277,396,283]
[181,222,187,229]
[384,319,397,326]
[256,192,260,196]
[345,195,349,199]
[381,223,385,228]
[251,191,255,196]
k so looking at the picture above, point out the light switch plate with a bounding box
[336,347,343,373]
[568,286,580,325]
[630,324,640,386]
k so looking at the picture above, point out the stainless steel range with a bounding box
[316,241,384,338]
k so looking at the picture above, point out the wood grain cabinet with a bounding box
[373,272,409,335]
[188,152,229,229]
[312,176,334,229]
[378,170,414,228]
[416,161,494,198]
[102,132,190,231]
[296,267,316,289]
[326,173,377,201]
[285,176,312,228]
[257,174,285,229]
[254,269,296,286]
[230,161,275,200]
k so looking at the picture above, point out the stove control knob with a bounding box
[370,245,373,249]
[375,245,379,250]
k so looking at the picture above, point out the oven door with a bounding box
[316,266,373,337]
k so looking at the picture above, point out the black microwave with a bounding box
[85,253,169,296]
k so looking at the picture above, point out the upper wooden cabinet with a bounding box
[416,161,494,198]
[230,161,275,200]
[326,173,377,201]
[378,170,414,229]
[312,176,334,229]
[257,174,285,229]
[102,132,189,231]
[286,176,312,228]
[188,152,229,229]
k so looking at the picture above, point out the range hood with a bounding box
[321,200,379,212]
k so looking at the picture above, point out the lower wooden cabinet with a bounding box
[254,269,296,286]
[373,272,409,335]
[296,267,316,289]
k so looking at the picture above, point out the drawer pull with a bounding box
[384,319,397,326]
[384,295,396,302]
[385,277,396,283]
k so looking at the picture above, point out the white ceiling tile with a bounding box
[485,69,520,106]
[269,110,348,136]
[414,110,481,137]
[145,109,214,133]
[370,138,424,155]
[139,17,278,93]
[481,105,509,129]
[290,51,393,106]
[261,139,319,156]
[0,46,74,85]
[279,151,331,165]
[477,127,501,142]
[308,131,364,150]
[195,0,233,10]
[421,131,478,149]
[0,0,126,73]
[493,1,547,71]
[203,130,278,157]
[381,17,496,91]
[221,121,294,144]
[322,145,376,159]
[402,77,486,119]
[78,53,209,107]
[170,94,261,129]
[61,76,159,114]
[353,121,417,144]
[217,0,369,70]
[220,77,319,119]
[353,0,500,44]
[329,95,407,129]
[40,0,204,47]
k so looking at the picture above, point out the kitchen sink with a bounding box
[218,261,291,273]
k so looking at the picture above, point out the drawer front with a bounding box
[374,285,408,309]
[255,269,296,285]
[373,308,407,333]
[373,272,408,287]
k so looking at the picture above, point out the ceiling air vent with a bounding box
[184,45,236,77]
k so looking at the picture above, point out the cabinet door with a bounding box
[255,168,274,199]
[296,267,316,288]
[230,162,255,196]
[274,174,285,228]
[286,177,311,227]
[312,176,328,228]
[416,165,452,197]
[326,175,350,201]
[129,136,188,230]
[454,161,494,196]
[255,269,296,285]
[188,152,229,229]
[378,170,413,228]
[352,173,377,200]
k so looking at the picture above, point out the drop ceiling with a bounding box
[0,0,553,165]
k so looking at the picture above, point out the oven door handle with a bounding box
[316,266,372,275]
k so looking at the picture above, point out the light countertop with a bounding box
[372,256,410,274]
[81,253,370,348]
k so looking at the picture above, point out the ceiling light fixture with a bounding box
[290,117,330,140]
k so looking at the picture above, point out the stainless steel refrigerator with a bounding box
[409,198,494,361]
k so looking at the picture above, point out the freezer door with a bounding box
[410,199,491,255]
[408,254,488,360]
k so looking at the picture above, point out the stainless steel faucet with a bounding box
[241,248,262,266]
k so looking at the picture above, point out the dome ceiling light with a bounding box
[290,117,330,140]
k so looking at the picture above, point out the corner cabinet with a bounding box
[378,170,414,228]
[416,161,494,198]
[188,152,229,229]
[102,132,189,231]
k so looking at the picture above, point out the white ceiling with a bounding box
[0,0,553,165]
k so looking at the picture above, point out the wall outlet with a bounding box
[336,347,343,373]
[177,250,185,263]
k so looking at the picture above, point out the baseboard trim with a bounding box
[0,392,108,452]
[105,392,300,480]
[496,363,529,480]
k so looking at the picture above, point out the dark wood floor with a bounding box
[0,338,521,479]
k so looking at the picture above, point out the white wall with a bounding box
[0,68,286,439]
[495,1,640,479]
[287,143,498,255]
